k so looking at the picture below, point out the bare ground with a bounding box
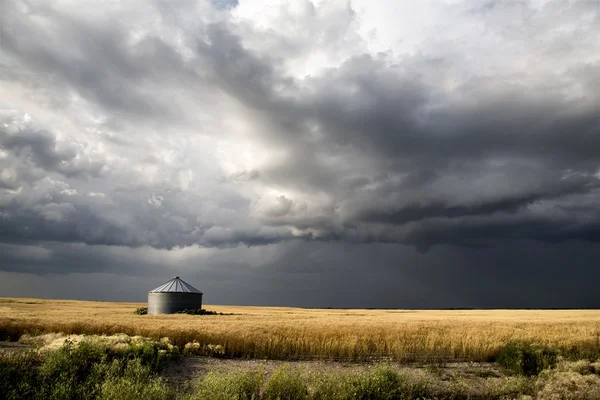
[0,341,31,353]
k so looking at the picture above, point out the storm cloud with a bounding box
[1,0,600,307]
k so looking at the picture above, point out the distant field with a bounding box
[1,297,599,362]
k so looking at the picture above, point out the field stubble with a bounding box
[1,298,599,362]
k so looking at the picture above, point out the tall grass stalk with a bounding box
[2,298,600,362]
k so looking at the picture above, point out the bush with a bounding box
[37,340,109,399]
[562,345,600,363]
[183,341,226,357]
[0,351,41,400]
[263,365,308,400]
[98,358,173,400]
[310,372,352,400]
[496,342,558,376]
[190,369,263,400]
[134,307,148,315]
[347,364,430,400]
[0,335,178,400]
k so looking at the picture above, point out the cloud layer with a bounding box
[1,0,600,306]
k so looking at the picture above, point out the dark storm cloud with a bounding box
[200,42,600,250]
[1,128,72,171]
[3,239,600,308]
[0,181,299,249]
[0,126,107,178]
[1,0,600,298]
[354,173,600,226]
[1,1,200,120]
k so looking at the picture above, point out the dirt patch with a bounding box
[0,341,31,353]
[165,356,503,377]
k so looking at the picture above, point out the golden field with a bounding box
[1,297,599,362]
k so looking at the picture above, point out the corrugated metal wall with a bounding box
[147,292,203,314]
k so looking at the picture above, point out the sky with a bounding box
[1,0,600,308]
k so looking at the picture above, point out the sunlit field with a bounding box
[1,297,599,362]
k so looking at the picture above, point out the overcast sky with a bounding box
[1,0,600,308]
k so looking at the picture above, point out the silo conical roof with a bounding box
[149,276,203,294]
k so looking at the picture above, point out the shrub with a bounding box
[190,369,263,400]
[0,335,178,400]
[134,307,148,315]
[496,342,558,376]
[347,364,430,400]
[0,351,41,400]
[561,345,600,363]
[263,365,308,400]
[125,337,179,371]
[37,339,111,399]
[98,358,173,400]
[310,372,353,400]
[183,341,226,357]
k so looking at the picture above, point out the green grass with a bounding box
[2,334,600,399]
[187,369,263,400]
[188,364,432,400]
[263,365,309,400]
[345,364,430,400]
[495,342,559,376]
[0,336,178,400]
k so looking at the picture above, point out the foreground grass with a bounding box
[1,298,600,362]
[2,334,600,399]
[0,335,178,400]
[186,364,532,400]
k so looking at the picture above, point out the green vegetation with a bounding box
[185,363,533,399]
[174,309,230,316]
[2,334,600,399]
[262,366,308,400]
[132,308,230,316]
[187,369,263,400]
[344,365,430,400]
[182,341,226,357]
[0,336,177,400]
[495,342,559,376]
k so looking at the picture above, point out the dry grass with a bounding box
[1,297,600,362]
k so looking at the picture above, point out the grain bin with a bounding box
[147,276,203,315]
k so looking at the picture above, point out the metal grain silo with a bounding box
[148,277,203,315]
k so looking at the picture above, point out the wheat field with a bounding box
[1,297,599,362]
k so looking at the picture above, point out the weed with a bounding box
[347,364,430,400]
[183,341,226,357]
[189,368,263,400]
[424,364,444,377]
[0,351,41,400]
[263,365,309,400]
[98,359,173,400]
[496,342,558,376]
[310,372,352,400]
[0,335,178,400]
